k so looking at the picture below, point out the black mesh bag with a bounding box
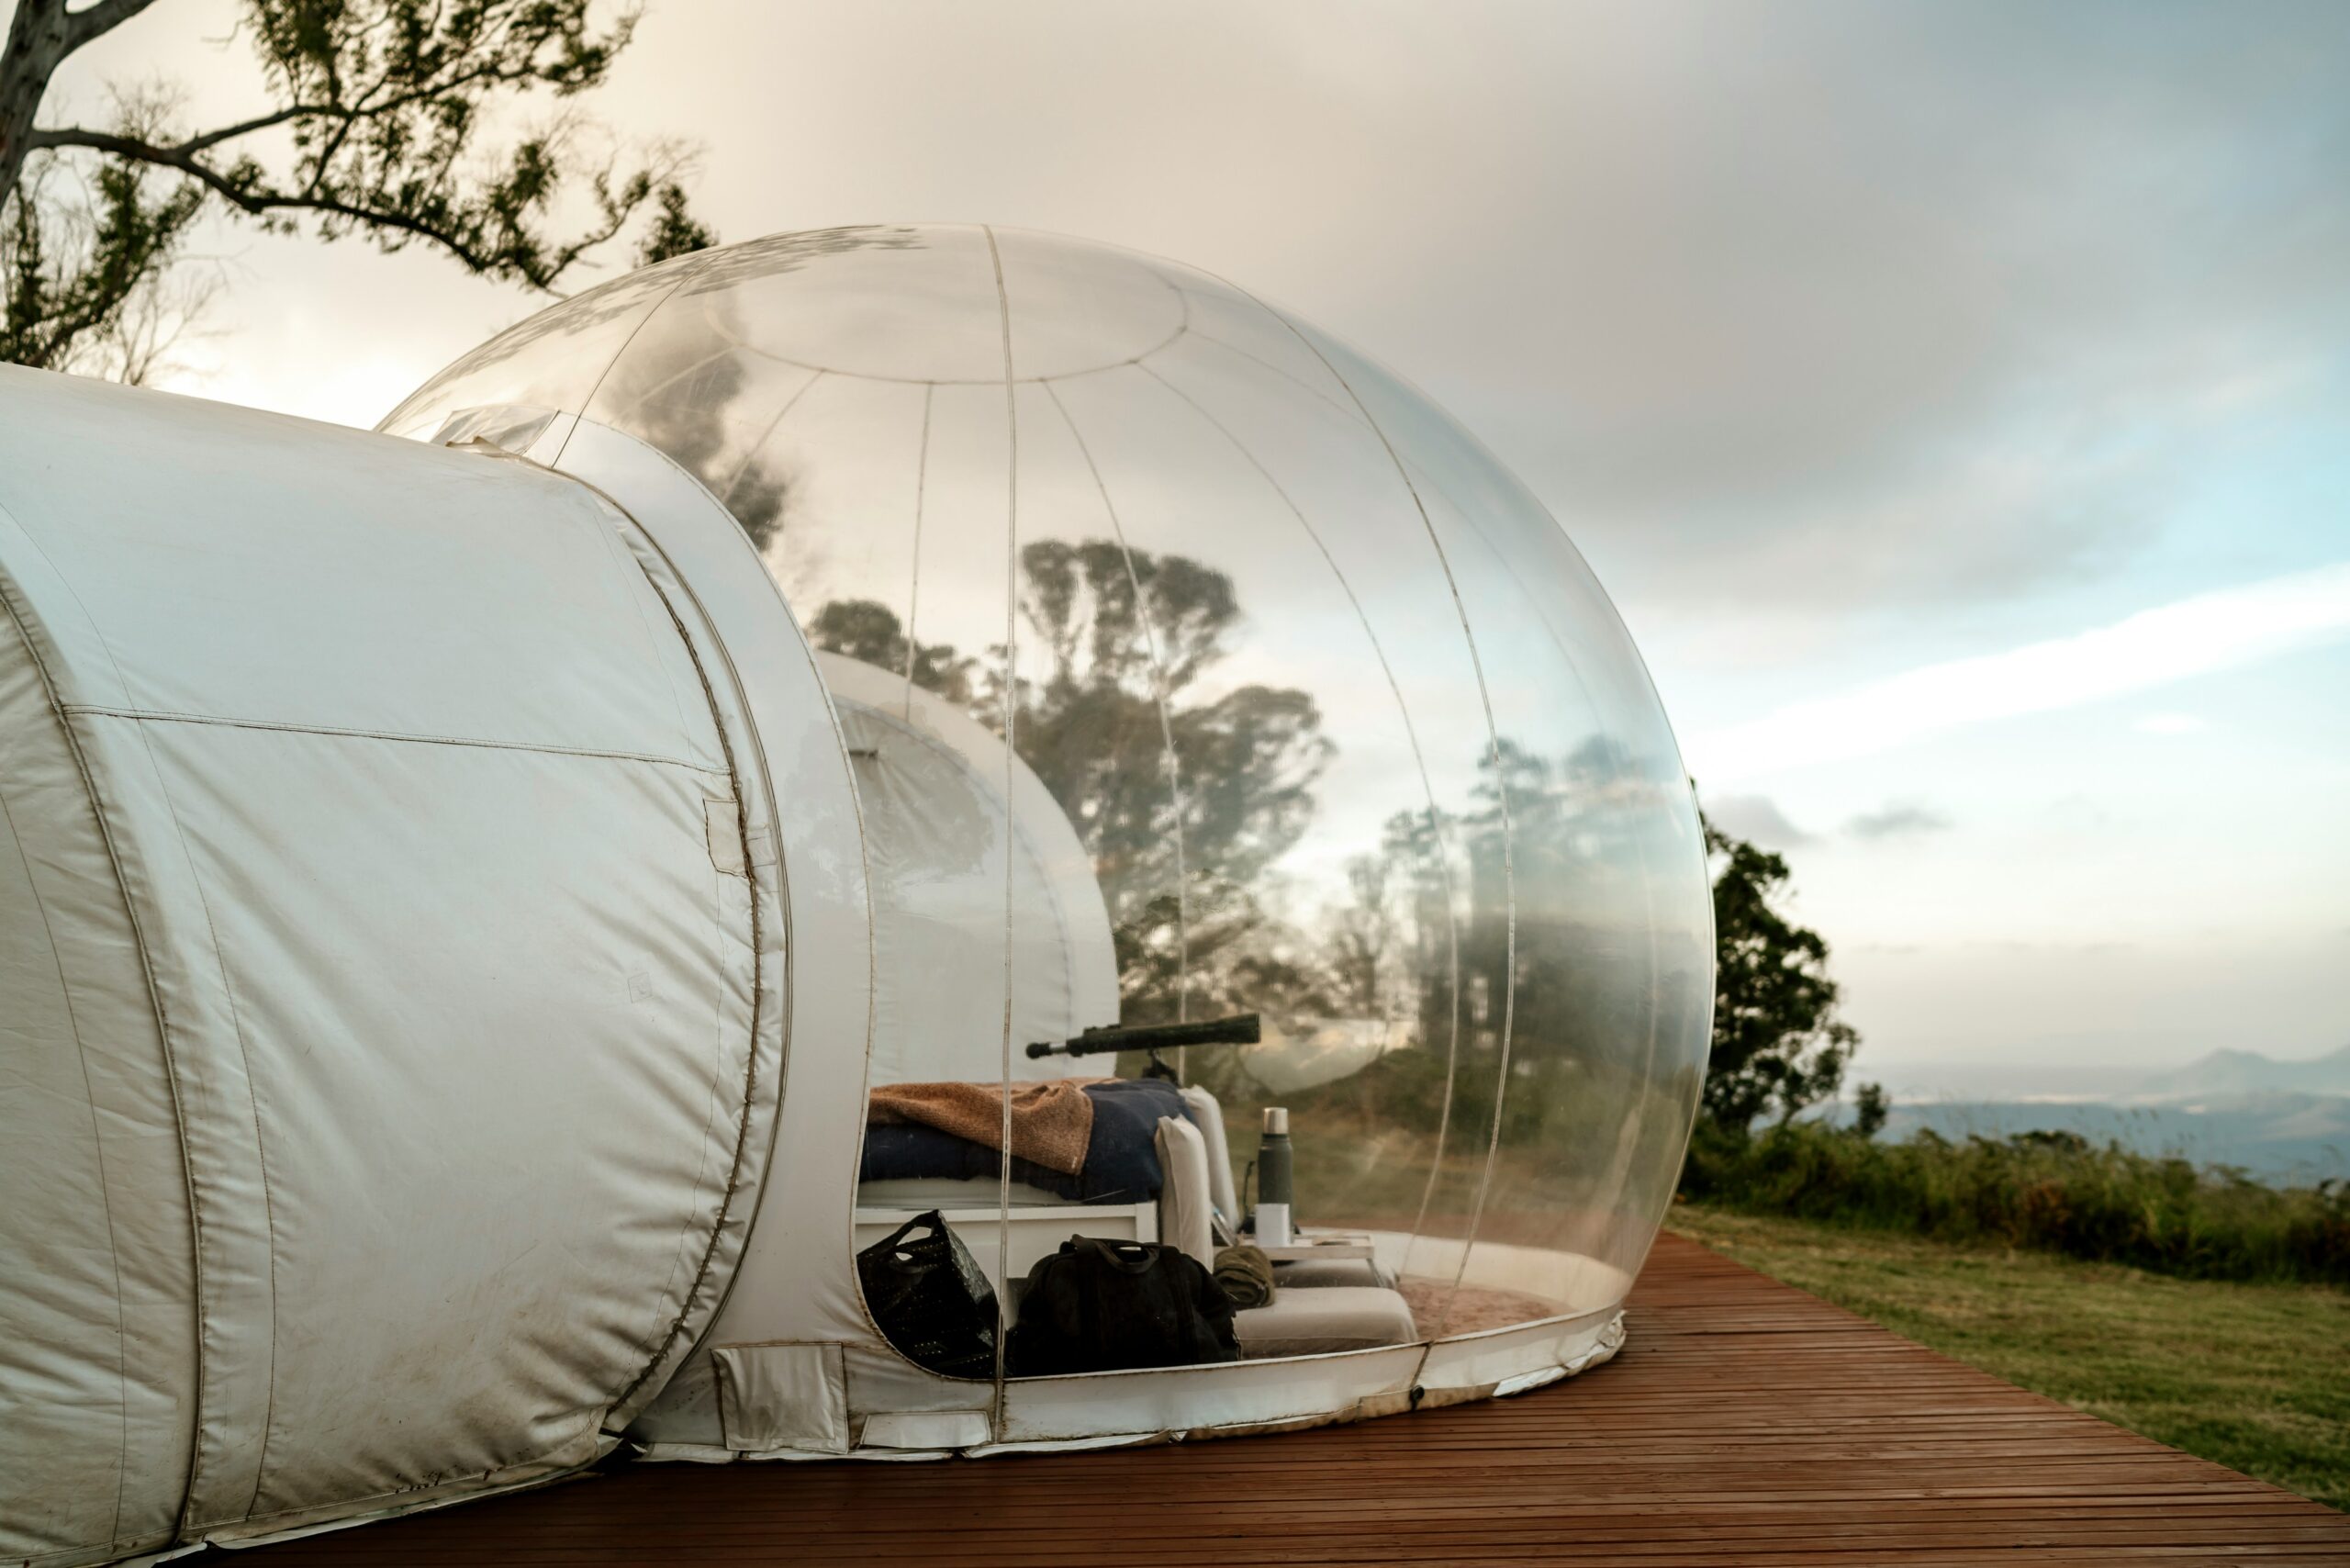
[856,1210,1000,1380]
[1006,1237,1241,1376]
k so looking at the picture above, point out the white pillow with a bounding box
[1153,1114,1216,1270]
[1176,1084,1240,1226]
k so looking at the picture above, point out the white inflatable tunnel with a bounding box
[0,368,838,1562]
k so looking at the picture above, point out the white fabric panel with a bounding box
[840,1341,997,1423]
[0,369,767,1551]
[1153,1116,1215,1270]
[598,510,788,1434]
[996,1317,1617,1449]
[996,1345,1423,1446]
[106,719,740,1519]
[1414,1308,1625,1396]
[1176,1085,1239,1226]
[526,421,883,1447]
[0,596,194,1568]
[713,1345,848,1453]
[26,567,280,1534]
[819,651,1118,1086]
[0,369,720,767]
[860,1410,990,1450]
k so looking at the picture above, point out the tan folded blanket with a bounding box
[867,1079,1096,1176]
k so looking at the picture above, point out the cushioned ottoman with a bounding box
[1233,1286,1419,1359]
[1273,1256,1393,1290]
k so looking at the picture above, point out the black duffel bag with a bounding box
[1007,1237,1240,1376]
[856,1210,1000,1381]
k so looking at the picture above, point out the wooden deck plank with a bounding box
[248,1232,2349,1565]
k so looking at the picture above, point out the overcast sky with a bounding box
[51,0,2350,1094]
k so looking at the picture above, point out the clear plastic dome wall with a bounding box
[386,224,1712,1348]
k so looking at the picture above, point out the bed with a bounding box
[856,1077,1195,1293]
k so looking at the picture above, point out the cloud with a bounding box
[1689,561,2350,780]
[1847,802,1953,841]
[75,1,2350,628]
[1700,793,1815,849]
[2134,712,2209,735]
[1421,4,2350,615]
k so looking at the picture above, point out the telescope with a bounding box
[1025,1013,1260,1075]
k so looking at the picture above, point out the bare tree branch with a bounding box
[62,245,225,383]
[4,142,202,368]
[28,123,525,274]
[6,1,713,374]
[61,0,169,57]
[4,0,168,193]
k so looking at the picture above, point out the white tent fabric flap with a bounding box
[0,367,783,1564]
[819,649,1119,1087]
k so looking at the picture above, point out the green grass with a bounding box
[1667,1204,2350,1511]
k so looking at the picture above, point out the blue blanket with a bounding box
[860,1078,1192,1204]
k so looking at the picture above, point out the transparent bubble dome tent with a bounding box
[0,225,1708,1563]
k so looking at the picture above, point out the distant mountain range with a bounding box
[2131,1044,2350,1102]
[1840,1045,2350,1185]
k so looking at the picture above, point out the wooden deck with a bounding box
[251,1233,2350,1565]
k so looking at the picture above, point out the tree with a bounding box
[803,599,979,709]
[1852,1080,1891,1140]
[1701,812,1863,1132]
[2,0,710,378]
[1008,538,1332,1022]
[800,537,1336,1026]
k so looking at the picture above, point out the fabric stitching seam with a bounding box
[0,537,212,1548]
[0,635,135,1547]
[57,706,728,773]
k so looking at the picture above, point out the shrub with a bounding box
[1681,1119,2350,1287]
